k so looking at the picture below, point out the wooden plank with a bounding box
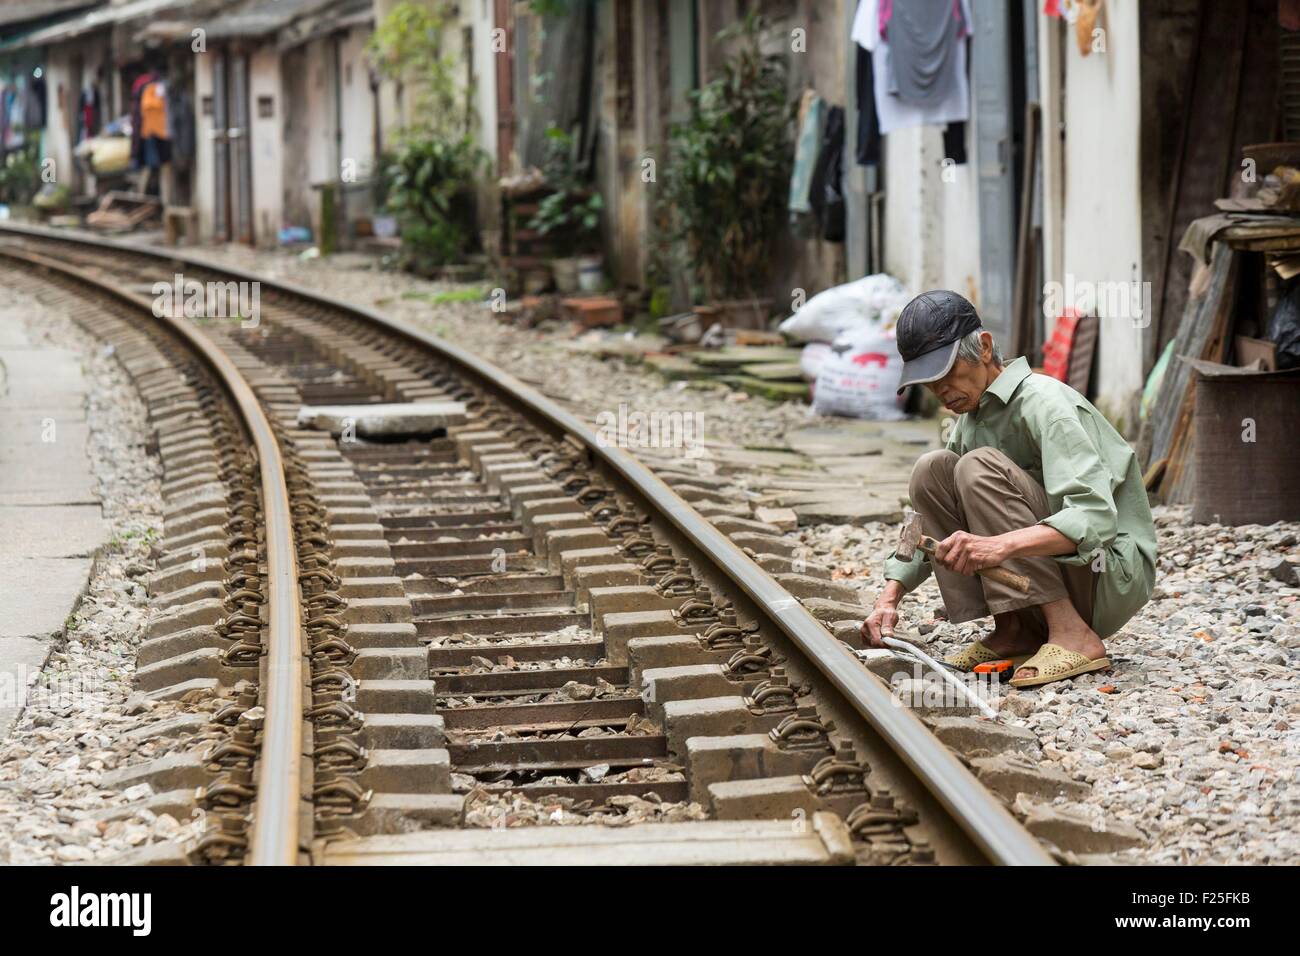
[689,346,804,368]
[1148,244,1231,463]
[739,361,804,381]
[1149,244,1239,502]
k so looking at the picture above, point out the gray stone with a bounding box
[1264,557,1298,585]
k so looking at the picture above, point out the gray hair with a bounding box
[955,329,1003,366]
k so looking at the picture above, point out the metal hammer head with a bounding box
[896,511,923,561]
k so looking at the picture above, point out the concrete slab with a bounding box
[790,496,905,526]
[0,558,93,736]
[0,346,89,413]
[320,814,855,865]
[0,504,106,558]
[0,557,95,640]
[0,332,105,739]
[0,635,52,736]
[0,423,100,505]
[297,402,467,438]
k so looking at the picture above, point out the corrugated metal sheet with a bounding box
[201,0,351,41]
[0,0,99,31]
[7,0,191,47]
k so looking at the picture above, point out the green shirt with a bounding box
[883,357,1156,638]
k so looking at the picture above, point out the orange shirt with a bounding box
[139,81,168,139]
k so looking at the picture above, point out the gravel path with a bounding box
[0,290,210,863]
[797,512,1300,864]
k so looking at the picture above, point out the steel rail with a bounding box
[0,240,306,866]
[0,223,1053,865]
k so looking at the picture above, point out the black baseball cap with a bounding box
[894,290,983,394]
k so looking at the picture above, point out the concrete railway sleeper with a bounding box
[0,224,1051,866]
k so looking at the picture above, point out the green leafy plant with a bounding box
[0,141,41,205]
[525,124,602,255]
[368,1,467,138]
[660,13,792,301]
[370,2,488,273]
[529,190,603,254]
[385,135,486,273]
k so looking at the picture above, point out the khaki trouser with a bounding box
[908,447,1095,638]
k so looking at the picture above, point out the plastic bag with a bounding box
[1269,278,1300,370]
[799,342,833,382]
[778,274,910,344]
[812,324,906,420]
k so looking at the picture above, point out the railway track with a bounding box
[0,222,1052,866]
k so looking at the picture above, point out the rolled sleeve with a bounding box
[1037,415,1119,567]
[883,550,932,592]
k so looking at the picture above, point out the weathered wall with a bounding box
[883,122,982,303]
[1058,0,1144,429]
[194,51,215,239]
[249,45,282,245]
[337,27,374,176]
[281,44,312,231]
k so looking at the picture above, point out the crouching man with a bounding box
[862,291,1157,688]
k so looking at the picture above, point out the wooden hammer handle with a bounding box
[918,535,1031,593]
[976,565,1031,594]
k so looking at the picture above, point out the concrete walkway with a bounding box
[0,316,106,737]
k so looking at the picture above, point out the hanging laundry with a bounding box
[852,0,882,51]
[78,84,100,143]
[943,121,967,165]
[871,35,969,134]
[855,45,881,165]
[5,84,23,148]
[853,0,971,137]
[1075,0,1103,57]
[21,74,46,129]
[130,71,159,169]
[884,0,968,107]
[809,105,846,243]
[789,92,825,215]
[139,80,168,140]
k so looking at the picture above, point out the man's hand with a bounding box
[932,531,1010,576]
[861,580,905,648]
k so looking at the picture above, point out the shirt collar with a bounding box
[982,356,1032,407]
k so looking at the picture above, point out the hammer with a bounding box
[896,511,1031,593]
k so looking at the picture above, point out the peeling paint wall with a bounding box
[249,45,282,245]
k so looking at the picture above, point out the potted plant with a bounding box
[384,134,486,275]
[530,188,604,292]
[527,125,606,292]
[660,13,791,326]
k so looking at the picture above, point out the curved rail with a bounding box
[0,222,1052,865]
[0,239,306,866]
